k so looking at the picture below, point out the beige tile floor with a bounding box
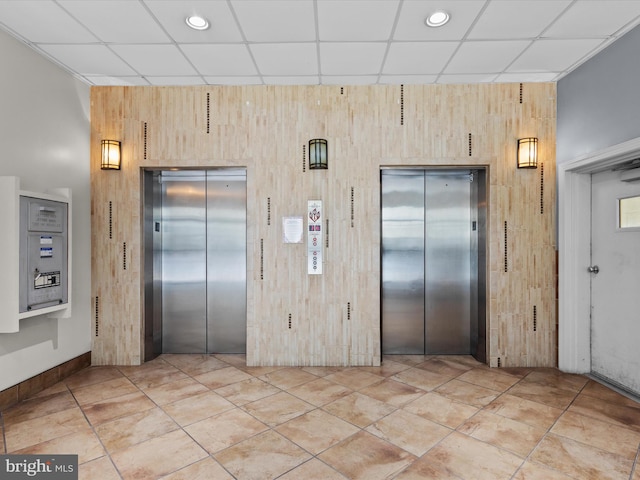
[2,354,640,480]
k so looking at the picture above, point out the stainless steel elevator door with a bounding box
[424,172,471,353]
[381,169,475,355]
[162,172,207,353]
[381,170,425,354]
[207,171,247,353]
[160,169,246,354]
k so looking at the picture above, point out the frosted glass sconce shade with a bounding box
[101,140,121,170]
[517,137,538,169]
[309,139,328,170]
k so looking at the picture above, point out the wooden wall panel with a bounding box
[90,83,557,368]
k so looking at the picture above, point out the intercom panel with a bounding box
[19,196,69,313]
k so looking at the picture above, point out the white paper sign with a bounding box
[282,216,303,243]
[307,200,323,274]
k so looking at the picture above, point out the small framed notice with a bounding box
[282,216,303,243]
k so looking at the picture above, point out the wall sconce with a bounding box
[309,139,328,170]
[101,140,121,170]
[517,137,538,169]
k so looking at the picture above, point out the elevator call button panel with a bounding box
[19,196,69,313]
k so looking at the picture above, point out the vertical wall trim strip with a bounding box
[302,144,306,173]
[540,162,545,214]
[108,201,113,240]
[267,197,271,226]
[94,296,99,337]
[400,85,404,126]
[325,219,329,248]
[519,83,523,104]
[143,122,148,160]
[206,92,210,134]
[504,221,508,272]
[350,187,355,227]
[260,238,264,280]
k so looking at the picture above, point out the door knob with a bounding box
[588,265,600,274]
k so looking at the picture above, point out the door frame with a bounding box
[140,167,248,361]
[379,166,488,362]
[558,136,640,373]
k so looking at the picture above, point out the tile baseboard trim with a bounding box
[0,351,91,411]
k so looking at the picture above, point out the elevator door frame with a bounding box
[380,167,488,363]
[141,167,247,361]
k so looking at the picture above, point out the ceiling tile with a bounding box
[182,44,257,76]
[251,43,318,76]
[264,76,320,85]
[320,42,387,75]
[146,76,206,86]
[143,0,243,43]
[494,72,560,83]
[507,38,603,73]
[204,76,263,85]
[110,45,197,76]
[84,75,150,86]
[444,40,531,74]
[230,0,315,42]
[379,75,438,85]
[544,0,640,38]
[437,74,499,84]
[322,75,380,85]
[467,0,572,39]
[1,0,638,87]
[0,1,96,43]
[38,44,137,76]
[383,42,458,75]
[394,0,485,41]
[58,0,170,43]
[317,0,399,41]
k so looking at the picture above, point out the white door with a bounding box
[591,168,640,395]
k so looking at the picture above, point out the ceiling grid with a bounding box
[0,0,638,86]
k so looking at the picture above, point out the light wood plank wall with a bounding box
[90,83,556,368]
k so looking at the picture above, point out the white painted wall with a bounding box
[557,24,640,374]
[0,30,91,391]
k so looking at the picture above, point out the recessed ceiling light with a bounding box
[425,11,450,27]
[186,15,209,31]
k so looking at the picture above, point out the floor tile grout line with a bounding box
[5,357,639,479]
[1,411,7,454]
[435,369,594,479]
[507,374,599,479]
[146,355,251,479]
[206,360,418,478]
[121,355,253,479]
[438,373,535,477]
[131,361,636,478]
[64,380,126,480]
[310,365,495,475]
[172,358,337,480]
[315,363,514,469]
[630,443,640,480]
[72,359,229,478]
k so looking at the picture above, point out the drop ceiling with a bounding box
[1,0,639,86]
